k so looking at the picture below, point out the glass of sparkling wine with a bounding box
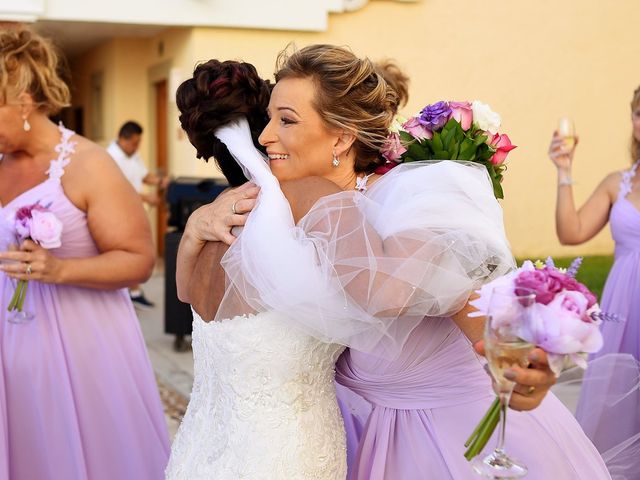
[472,286,536,479]
[558,117,576,149]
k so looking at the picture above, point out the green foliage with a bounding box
[397,118,504,198]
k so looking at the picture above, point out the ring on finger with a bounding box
[527,385,536,396]
[231,200,239,215]
[25,263,32,275]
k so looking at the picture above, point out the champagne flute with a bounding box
[472,286,536,479]
[558,117,576,150]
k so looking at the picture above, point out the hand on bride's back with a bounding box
[185,182,260,246]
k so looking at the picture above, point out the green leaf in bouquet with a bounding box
[399,131,415,144]
[406,140,430,161]
[447,142,460,160]
[431,131,444,152]
[486,164,504,199]
[434,150,452,160]
[442,128,454,149]
[476,144,496,163]
[458,139,478,161]
[473,133,489,147]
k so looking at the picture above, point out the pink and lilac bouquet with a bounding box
[464,257,608,460]
[470,257,603,374]
[6,202,62,315]
[378,100,516,199]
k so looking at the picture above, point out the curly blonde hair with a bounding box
[631,86,640,164]
[275,44,408,173]
[0,25,70,115]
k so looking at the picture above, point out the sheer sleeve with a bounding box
[213,119,514,357]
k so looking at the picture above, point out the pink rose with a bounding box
[561,276,597,308]
[514,268,563,305]
[29,210,63,249]
[488,133,517,165]
[449,101,473,130]
[375,162,398,175]
[526,291,603,357]
[381,132,407,162]
[14,203,46,222]
[14,204,47,240]
[402,117,432,140]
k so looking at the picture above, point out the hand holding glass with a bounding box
[472,286,536,479]
[558,117,576,150]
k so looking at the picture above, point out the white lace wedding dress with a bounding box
[165,119,515,479]
[164,311,347,479]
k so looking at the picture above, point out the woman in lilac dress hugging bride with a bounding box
[0,25,169,480]
[170,45,611,479]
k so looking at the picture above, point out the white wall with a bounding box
[15,0,328,31]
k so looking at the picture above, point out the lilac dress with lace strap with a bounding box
[574,162,640,479]
[0,125,169,480]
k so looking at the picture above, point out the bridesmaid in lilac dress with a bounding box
[0,27,169,479]
[550,87,640,478]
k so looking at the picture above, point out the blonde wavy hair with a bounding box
[0,25,70,115]
[631,86,640,164]
[275,44,408,174]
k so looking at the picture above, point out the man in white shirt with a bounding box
[107,121,168,309]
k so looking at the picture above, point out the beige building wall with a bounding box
[70,0,640,258]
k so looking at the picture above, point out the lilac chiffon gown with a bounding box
[575,162,640,478]
[0,125,169,480]
[336,316,611,479]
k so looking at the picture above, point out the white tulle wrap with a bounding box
[213,118,515,356]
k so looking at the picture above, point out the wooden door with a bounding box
[154,79,168,256]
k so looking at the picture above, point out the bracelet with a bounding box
[558,177,574,187]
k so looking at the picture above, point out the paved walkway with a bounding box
[136,268,194,438]
[137,267,583,439]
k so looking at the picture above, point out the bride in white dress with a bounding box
[165,53,516,479]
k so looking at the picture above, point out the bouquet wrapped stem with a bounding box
[7,279,28,313]
[464,397,501,460]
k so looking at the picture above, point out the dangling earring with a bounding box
[332,151,340,168]
[23,118,31,132]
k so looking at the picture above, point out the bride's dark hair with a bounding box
[176,59,272,186]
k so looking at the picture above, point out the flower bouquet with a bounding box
[379,101,516,199]
[6,202,62,321]
[463,257,606,461]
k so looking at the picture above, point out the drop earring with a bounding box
[332,152,340,167]
[23,118,31,132]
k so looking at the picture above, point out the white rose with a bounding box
[471,101,501,134]
[388,114,407,134]
[29,210,63,249]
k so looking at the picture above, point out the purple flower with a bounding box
[566,257,583,278]
[418,101,452,131]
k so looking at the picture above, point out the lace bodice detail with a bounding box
[618,160,639,198]
[46,123,76,180]
[165,311,347,480]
